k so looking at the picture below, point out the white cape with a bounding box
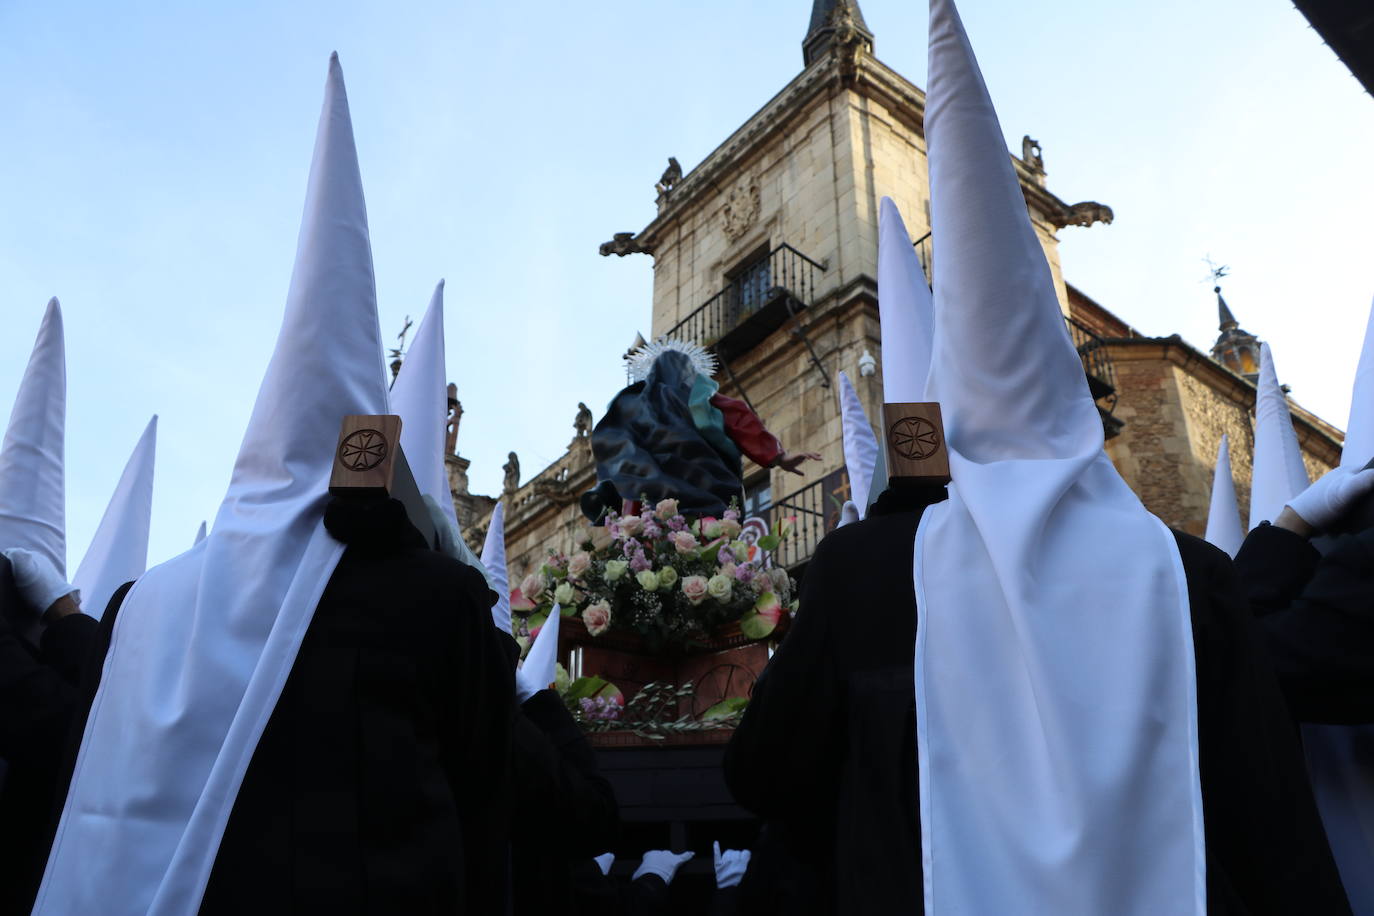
[913,1,1203,911]
[37,54,390,915]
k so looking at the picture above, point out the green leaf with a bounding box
[702,696,749,720]
[757,534,780,551]
[738,608,777,640]
[560,604,577,617]
[565,675,610,700]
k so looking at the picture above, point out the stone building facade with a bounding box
[455,0,1345,582]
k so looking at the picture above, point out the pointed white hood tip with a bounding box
[836,371,879,518]
[914,1,1203,912]
[194,521,207,545]
[1343,295,1374,469]
[72,415,157,617]
[392,279,454,526]
[877,197,935,403]
[923,5,1098,459]
[1250,343,1306,529]
[481,501,511,634]
[1204,434,1244,557]
[39,54,390,915]
[0,298,66,573]
[517,602,561,698]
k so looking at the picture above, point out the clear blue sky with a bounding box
[2,0,1372,572]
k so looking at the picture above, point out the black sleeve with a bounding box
[440,564,516,914]
[1242,527,1374,722]
[709,884,740,916]
[723,537,844,831]
[0,611,79,766]
[1181,534,1351,914]
[1234,523,1321,617]
[38,612,100,685]
[518,688,619,854]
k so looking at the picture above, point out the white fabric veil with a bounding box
[912,1,1203,912]
[37,54,390,915]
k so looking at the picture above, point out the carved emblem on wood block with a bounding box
[330,415,403,495]
[882,402,950,484]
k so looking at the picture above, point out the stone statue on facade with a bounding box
[1021,135,1044,172]
[574,402,594,439]
[503,451,521,494]
[445,382,462,456]
[656,157,682,196]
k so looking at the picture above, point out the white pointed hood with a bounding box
[1250,343,1307,529]
[392,280,455,525]
[39,54,390,915]
[393,280,489,579]
[0,298,66,573]
[481,501,511,634]
[1204,434,1244,557]
[71,415,157,617]
[912,1,1203,913]
[1344,296,1374,469]
[877,196,935,403]
[517,602,561,698]
[194,521,207,545]
[836,371,879,520]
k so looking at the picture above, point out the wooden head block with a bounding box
[329,415,403,496]
[882,402,951,485]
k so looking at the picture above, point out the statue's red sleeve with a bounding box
[710,393,785,467]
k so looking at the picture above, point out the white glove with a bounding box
[713,840,750,889]
[838,501,860,527]
[633,850,694,885]
[1287,466,1374,533]
[593,852,615,876]
[3,547,78,616]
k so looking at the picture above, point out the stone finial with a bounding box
[802,0,874,67]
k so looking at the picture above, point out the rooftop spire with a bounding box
[803,0,873,66]
[1216,286,1238,330]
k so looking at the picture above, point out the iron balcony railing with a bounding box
[748,470,847,571]
[1065,315,1118,414]
[665,244,826,359]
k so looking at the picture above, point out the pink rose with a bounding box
[681,575,709,605]
[567,551,592,579]
[654,498,679,520]
[618,515,644,537]
[582,600,612,636]
[719,518,742,539]
[520,573,546,601]
[701,518,724,539]
[671,530,698,554]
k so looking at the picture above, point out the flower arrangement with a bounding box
[512,499,798,652]
[551,663,748,738]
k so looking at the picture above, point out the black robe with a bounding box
[510,688,619,915]
[69,498,515,915]
[724,485,1350,915]
[0,554,99,916]
[1235,522,1374,724]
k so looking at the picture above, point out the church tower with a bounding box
[596,0,1113,564]
[1210,286,1261,383]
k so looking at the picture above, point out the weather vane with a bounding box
[387,315,413,382]
[1202,255,1229,291]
